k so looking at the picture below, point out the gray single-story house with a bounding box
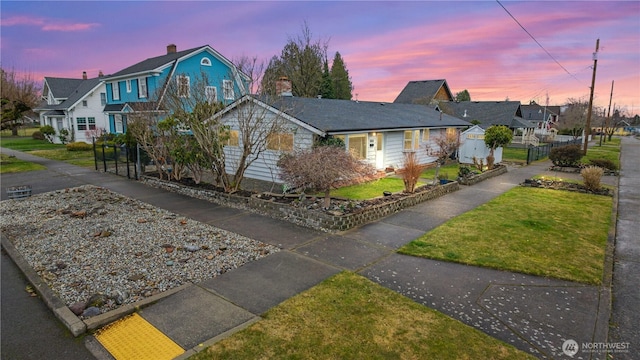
[215,92,472,184]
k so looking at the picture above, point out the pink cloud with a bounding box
[2,15,100,32]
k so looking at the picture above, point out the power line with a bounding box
[496,0,582,84]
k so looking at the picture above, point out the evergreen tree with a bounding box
[330,52,352,100]
[455,90,471,101]
[320,60,335,99]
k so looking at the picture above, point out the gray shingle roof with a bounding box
[394,80,453,104]
[437,101,533,129]
[37,77,102,111]
[44,77,85,99]
[520,104,559,121]
[107,46,204,78]
[260,96,472,133]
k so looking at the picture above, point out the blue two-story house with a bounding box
[102,44,249,134]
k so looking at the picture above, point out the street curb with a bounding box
[1,233,195,337]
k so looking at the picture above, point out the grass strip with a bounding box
[400,187,611,284]
[192,272,533,360]
[0,153,46,173]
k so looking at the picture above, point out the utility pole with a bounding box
[584,39,599,155]
[601,80,614,146]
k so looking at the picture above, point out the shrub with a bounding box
[589,158,617,171]
[401,152,425,193]
[32,131,45,140]
[66,141,92,151]
[549,144,583,167]
[40,125,56,142]
[581,166,604,191]
[458,165,472,179]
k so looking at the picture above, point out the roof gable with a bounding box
[394,79,454,105]
[44,77,85,99]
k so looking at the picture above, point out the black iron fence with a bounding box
[525,138,582,164]
[93,141,139,179]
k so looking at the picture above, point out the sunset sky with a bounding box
[2,1,639,115]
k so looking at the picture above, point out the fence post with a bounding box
[113,144,119,175]
[125,145,131,179]
[102,143,107,172]
[93,137,98,171]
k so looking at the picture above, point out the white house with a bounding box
[35,73,109,144]
[215,88,472,184]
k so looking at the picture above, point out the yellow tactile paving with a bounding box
[95,313,184,360]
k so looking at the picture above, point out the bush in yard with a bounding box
[31,131,45,140]
[581,166,604,191]
[484,125,512,169]
[40,125,55,142]
[277,145,375,208]
[589,158,617,171]
[401,152,425,193]
[66,141,92,151]
[549,144,583,167]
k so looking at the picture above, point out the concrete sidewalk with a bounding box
[0,143,630,359]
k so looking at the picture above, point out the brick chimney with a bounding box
[167,44,177,54]
[82,71,87,80]
[98,70,104,77]
[275,76,292,96]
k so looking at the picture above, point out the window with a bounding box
[446,127,457,137]
[205,86,217,104]
[126,79,132,93]
[467,133,476,139]
[226,130,239,146]
[77,117,87,131]
[82,100,88,107]
[200,57,212,66]
[138,77,147,98]
[100,93,106,106]
[88,117,96,130]
[115,115,123,133]
[267,133,294,151]
[223,80,234,100]
[348,134,367,159]
[404,130,420,151]
[177,75,190,98]
[422,128,430,141]
[112,82,120,100]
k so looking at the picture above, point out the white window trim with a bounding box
[404,130,420,151]
[126,79,132,93]
[200,57,212,66]
[177,75,190,98]
[112,82,120,100]
[138,77,147,98]
[223,80,234,100]
[114,115,123,133]
[205,86,217,104]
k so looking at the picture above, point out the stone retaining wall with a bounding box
[458,165,508,186]
[141,176,459,232]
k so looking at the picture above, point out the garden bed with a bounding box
[457,164,508,185]
[141,175,459,232]
[521,178,613,196]
[548,165,618,176]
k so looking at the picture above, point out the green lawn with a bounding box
[0,153,46,173]
[502,147,528,162]
[0,137,95,168]
[420,163,460,181]
[400,186,612,284]
[330,177,407,199]
[582,137,620,168]
[0,137,66,151]
[191,272,533,360]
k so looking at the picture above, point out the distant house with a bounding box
[101,44,249,134]
[394,79,454,105]
[35,72,108,143]
[520,101,560,137]
[437,101,538,145]
[216,84,472,183]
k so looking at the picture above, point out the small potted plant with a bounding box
[438,173,450,185]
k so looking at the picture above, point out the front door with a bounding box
[375,133,384,169]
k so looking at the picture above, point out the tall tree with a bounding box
[455,90,471,102]
[261,22,337,98]
[1,68,40,135]
[330,52,352,100]
[320,60,335,99]
[559,98,589,139]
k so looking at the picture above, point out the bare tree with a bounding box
[425,130,461,184]
[278,145,375,208]
[1,67,40,135]
[558,98,588,139]
[126,100,171,180]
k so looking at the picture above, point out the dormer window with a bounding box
[201,57,212,66]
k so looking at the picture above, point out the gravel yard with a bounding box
[0,185,279,317]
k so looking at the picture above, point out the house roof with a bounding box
[253,95,472,134]
[107,46,203,79]
[393,80,453,105]
[520,103,559,122]
[437,101,534,129]
[36,77,102,112]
